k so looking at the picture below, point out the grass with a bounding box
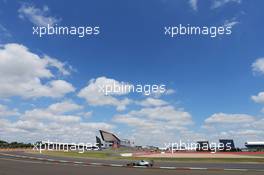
[133,157,264,163]
[30,150,264,163]
[247,154,264,157]
[37,150,114,159]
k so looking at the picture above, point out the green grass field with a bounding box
[247,154,264,157]
[38,150,114,159]
[138,157,264,163]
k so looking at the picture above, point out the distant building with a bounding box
[219,139,235,151]
[99,130,133,148]
[196,141,210,151]
[245,142,264,151]
[95,136,102,149]
[120,139,132,147]
[142,145,159,151]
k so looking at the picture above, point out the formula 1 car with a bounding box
[127,160,154,167]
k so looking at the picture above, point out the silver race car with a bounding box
[127,160,154,167]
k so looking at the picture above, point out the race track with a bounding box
[0,151,264,175]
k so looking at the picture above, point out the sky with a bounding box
[0,0,264,147]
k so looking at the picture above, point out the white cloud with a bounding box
[18,4,60,27]
[113,105,193,145]
[211,0,242,9]
[0,24,12,42]
[150,88,175,98]
[0,104,19,117]
[0,119,17,133]
[22,101,83,124]
[165,89,176,95]
[205,113,255,124]
[14,120,45,132]
[189,0,198,11]
[43,56,71,76]
[35,101,88,122]
[224,20,239,28]
[251,92,264,104]
[0,118,114,143]
[202,112,264,146]
[136,98,168,107]
[78,77,132,111]
[251,118,264,128]
[78,77,175,110]
[223,17,239,28]
[0,43,74,98]
[46,100,83,114]
[251,58,264,111]
[78,111,93,118]
[230,129,264,136]
[252,58,264,75]
[0,101,114,143]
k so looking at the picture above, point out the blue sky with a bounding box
[0,0,264,147]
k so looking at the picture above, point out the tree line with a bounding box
[0,140,33,148]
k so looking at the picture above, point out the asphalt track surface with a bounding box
[1,151,264,175]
